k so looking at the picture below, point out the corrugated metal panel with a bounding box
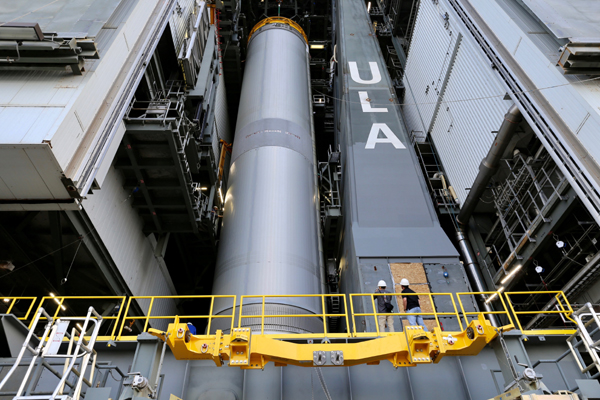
[169,0,197,55]
[429,34,510,205]
[83,166,177,318]
[402,0,457,131]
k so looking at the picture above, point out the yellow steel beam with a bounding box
[148,314,498,369]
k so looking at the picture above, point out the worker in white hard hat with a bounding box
[400,278,428,331]
[374,279,394,333]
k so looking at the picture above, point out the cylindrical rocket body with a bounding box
[211,21,322,333]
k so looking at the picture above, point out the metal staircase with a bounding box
[0,307,103,400]
[567,303,600,377]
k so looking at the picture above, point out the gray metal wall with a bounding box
[402,0,512,205]
[334,0,459,322]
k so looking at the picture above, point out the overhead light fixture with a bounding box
[61,305,66,311]
[3,298,10,303]
[201,187,208,191]
[76,323,83,331]
[485,287,505,304]
[50,292,55,297]
[367,2,372,13]
[0,23,44,41]
[310,44,325,49]
[500,265,522,284]
[0,261,15,271]
[218,187,224,204]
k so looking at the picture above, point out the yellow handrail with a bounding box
[350,292,462,337]
[456,291,515,332]
[238,294,350,339]
[2,291,581,342]
[28,296,126,341]
[504,291,576,335]
[117,295,236,341]
[1,297,37,321]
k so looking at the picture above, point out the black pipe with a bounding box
[457,104,522,226]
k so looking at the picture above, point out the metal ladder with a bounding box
[567,302,600,377]
[0,306,103,400]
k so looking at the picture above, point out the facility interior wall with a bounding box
[0,0,157,168]
[87,347,504,400]
[83,165,177,317]
[483,0,600,168]
[169,0,199,55]
[178,349,503,400]
[403,0,600,226]
[402,0,514,205]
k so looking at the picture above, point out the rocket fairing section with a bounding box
[211,18,323,334]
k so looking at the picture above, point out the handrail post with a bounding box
[349,294,358,337]
[371,294,380,336]
[143,297,155,332]
[110,297,126,342]
[321,295,327,335]
[449,294,463,331]
[342,295,350,338]
[207,297,215,334]
[261,296,265,335]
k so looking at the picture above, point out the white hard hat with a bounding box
[377,280,387,287]
[400,278,410,286]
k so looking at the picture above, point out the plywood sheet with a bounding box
[391,262,437,331]
[391,263,428,286]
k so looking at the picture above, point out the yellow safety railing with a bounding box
[1,292,583,341]
[349,292,463,337]
[238,294,350,339]
[456,291,515,332]
[28,296,126,341]
[117,295,236,341]
[504,291,576,335]
[0,297,37,321]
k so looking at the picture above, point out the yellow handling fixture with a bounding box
[149,313,498,369]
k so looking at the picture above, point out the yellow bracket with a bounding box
[148,314,498,369]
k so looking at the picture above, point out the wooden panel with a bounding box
[391,262,427,287]
[391,262,437,331]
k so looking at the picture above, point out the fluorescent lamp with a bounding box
[77,323,83,331]
[485,293,498,304]
[218,187,224,203]
[50,293,55,297]
[310,44,325,49]
[0,23,44,41]
[501,265,522,284]
[61,305,66,311]
[3,298,10,303]
[367,2,372,12]
[201,187,208,191]
[485,287,504,304]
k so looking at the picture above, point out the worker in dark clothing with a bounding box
[375,280,394,333]
[400,278,428,331]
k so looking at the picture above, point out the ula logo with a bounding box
[348,61,406,150]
